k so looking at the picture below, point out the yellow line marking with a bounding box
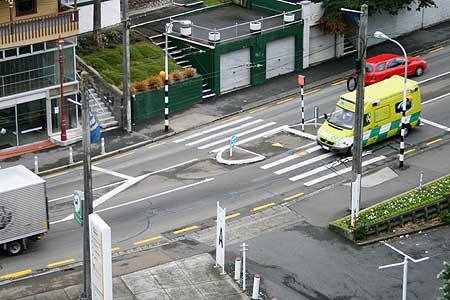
[276,97,294,105]
[0,269,32,280]
[112,247,121,252]
[272,143,284,148]
[225,213,241,220]
[222,116,240,123]
[252,202,275,212]
[250,106,267,113]
[429,47,444,54]
[133,235,162,246]
[305,88,320,95]
[173,225,199,234]
[283,192,305,201]
[44,170,69,179]
[426,138,442,145]
[113,151,134,159]
[331,79,347,86]
[404,148,416,155]
[47,258,75,268]
[147,143,162,149]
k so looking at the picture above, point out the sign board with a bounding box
[89,214,113,300]
[229,135,237,157]
[216,202,226,273]
[74,190,84,225]
[297,75,305,86]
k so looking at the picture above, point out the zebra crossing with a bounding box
[261,146,387,186]
[173,116,287,153]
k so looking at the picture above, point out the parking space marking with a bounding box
[429,47,444,54]
[112,247,121,252]
[331,79,347,86]
[47,259,75,268]
[283,192,304,201]
[173,225,199,234]
[404,148,416,155]
[225,213,241,220]
[276,97,294,105]
[250,106,267,113]
[252,202,275,212]
[426,138,443,145]
[0,269,32,280]
[133,235,162,246]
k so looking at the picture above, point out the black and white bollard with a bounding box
[101,137,106,155]
[240,242,248,291]
[34,156,39,173]
[314,106,319,129]
[234,257,241,281]
[418,170,424,191]
[69,146,74,164]
[251,274,261,299]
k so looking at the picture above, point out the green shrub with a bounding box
[353,218,369,241]
[440,210,450,224]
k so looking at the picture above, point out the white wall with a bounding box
[78,0,122,34]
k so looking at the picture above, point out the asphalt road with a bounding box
[0,45,449,293]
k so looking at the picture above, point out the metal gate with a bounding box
[266,37,295,79]
[220,48,251,94]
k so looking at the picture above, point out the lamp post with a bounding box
[58,37,67,142]
[374,31,408,169]
[164,19,192,132]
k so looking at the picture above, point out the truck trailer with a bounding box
[0,165,49,255]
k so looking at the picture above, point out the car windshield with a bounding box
[328,106,355,130]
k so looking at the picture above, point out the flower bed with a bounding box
[330,174,450,241]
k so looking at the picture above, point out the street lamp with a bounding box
[374,31,408,169]
[57,37,67,142]
[164,19,192,132]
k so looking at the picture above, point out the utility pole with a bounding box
[121,0,132,132]
[350,4,368,228]
[93,0,102,47]
[80,71,93,300]
[58,37,67,142]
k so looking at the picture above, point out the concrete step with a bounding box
[202,88,212,94]
[177,60,189,65]
[202,92,215,99]
[97,116,116,123]
[169,49,183,55]
[96,111,112,119]
[100,120,119,129]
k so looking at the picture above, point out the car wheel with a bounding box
[6,241,22,256]
[402,124,412,137]
[414,66,424,76]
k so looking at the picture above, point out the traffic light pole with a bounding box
[351,4,368,228]
[80,71,93,300]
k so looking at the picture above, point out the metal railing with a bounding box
[0,10,79,47]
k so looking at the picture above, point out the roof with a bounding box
[341,75,419,106]
[0,165,45,193]
[366,53,398,64]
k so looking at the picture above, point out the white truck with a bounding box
[0,165,49,255]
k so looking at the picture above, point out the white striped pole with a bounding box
[399,109,406,169]
[164,23,170,132]
[297,75,305,132]
[314,106,318,128]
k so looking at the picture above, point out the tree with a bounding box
[93,0,103,47]
[320,0,437,33]
[438,261,450,300]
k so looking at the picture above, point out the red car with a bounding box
[364,53,427,85]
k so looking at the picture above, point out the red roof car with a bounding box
[364,53,427,85]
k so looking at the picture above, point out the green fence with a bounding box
[132,75,203,124]
[248,0,298,14]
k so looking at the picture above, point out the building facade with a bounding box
[0,0,79,150]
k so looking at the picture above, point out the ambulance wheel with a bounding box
[414,66,424,76]
[6,241,22,256]
[403,124,411,137]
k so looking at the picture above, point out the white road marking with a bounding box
[305,145,322,153]
[422,92,450,105]
[173,116,253,143]
[283,127,317,140]
[261,145,322,170]
[199,122,277,150]
[210,125,288,153]
[186,119,264,146]
[418,70,450,84]
[421,118,450,132]
[92,165,134,180]
[48,181,126,203]
[289,157,352,181]
[275,152,335,175]
[304,155,386,186]
[295,141,318,150]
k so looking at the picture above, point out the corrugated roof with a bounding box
[0,165,45,193]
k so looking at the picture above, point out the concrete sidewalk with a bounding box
[3,254,248,300]
[1,20,450,173]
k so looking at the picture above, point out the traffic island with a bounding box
[216,146,265,165]
[329,174,450,245]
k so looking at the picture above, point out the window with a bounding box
[376,63,385,71]
[16,0,36,16]
[366,65,374,73]
[387,58,405,69]
[363,113,371,127]
[374,106,390,122]
[395,101,413,113]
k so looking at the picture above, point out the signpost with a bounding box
[297,75,305,132]
[74,190,84,225]
[230,135,237,157]
[89,214,113,300]
[216,202,226,274]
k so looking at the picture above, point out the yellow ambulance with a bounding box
[317,75,422,153]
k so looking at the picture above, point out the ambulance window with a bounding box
[395,101,413,113]
[363,113,371,126]
[375,106,390,122]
